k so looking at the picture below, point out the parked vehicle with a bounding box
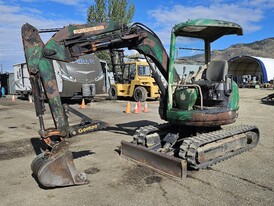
[13,54,109,100]
[108,50,160,102]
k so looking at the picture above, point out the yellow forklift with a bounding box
[108,50,160,102]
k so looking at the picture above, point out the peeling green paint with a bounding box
[26,47,43,67]
[44,39,67,61]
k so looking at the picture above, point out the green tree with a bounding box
[87,0,135,65]
[87,0,135,24]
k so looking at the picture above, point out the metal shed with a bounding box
[228,56,274,84]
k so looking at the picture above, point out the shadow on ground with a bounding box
[106,120,158,136]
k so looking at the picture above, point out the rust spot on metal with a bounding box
[143,37,156,47]
[45,79,59,99]
[162,51,168,71]
[185,111,237,126]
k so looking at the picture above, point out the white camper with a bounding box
[13,63,32,98]
[13,54,109,99]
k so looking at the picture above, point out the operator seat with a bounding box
[196,60,228,85]
[206,60,228,82]
[195,60,231,107]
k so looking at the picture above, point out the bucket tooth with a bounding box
[31,149,89,188]
[121,140,187,178]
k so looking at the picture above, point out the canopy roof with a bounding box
[173,19,243,42]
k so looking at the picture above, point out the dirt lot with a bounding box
[0,88,273,206]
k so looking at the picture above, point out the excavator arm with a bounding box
[22,21,177,187]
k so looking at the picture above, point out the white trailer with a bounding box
[13,63,32,98]
[13,54,109,99]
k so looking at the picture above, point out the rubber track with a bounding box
[133,123,170,146]
[179,125,259,169]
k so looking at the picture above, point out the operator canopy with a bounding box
[173,19,243,41]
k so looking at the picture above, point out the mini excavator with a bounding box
[22,19,259,188]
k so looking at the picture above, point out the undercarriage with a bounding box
[121,124,259,178]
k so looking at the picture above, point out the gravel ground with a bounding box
[0,88,273,206]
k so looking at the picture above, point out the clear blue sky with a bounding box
[1,0,274,72]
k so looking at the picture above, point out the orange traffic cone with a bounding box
[11,95,15,102]
[143,102,148,113]
[80,99,85,109]
[134,103,139,114]
[125,102,131,113]
[137,101,142,113]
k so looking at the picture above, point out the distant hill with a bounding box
[184,37,274,61]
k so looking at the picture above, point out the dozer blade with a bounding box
[121,140,187,178]
[31,141,89,188]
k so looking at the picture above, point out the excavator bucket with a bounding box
[121,140,187,178]
[31,141,89,187]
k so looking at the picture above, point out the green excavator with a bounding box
[22,19,259,187]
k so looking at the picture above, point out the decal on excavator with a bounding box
[77,124,98,134]
[73,25,105,34]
